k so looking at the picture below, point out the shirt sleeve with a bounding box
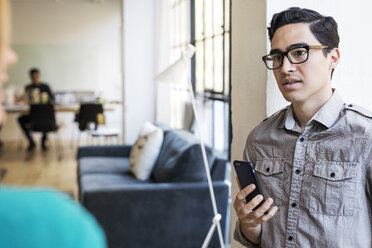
[243,131,255,163]
[45,84,55,101]
[234,132,261,247]
[234,220,261,248]
[366,130,372,210]
[367,167,372,231]
[243,145,250,161]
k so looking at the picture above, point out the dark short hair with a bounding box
[268,7,339,77]
[268,7,339,54]
[29,68,40,76]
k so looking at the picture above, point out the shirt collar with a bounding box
[279,89,344,130]
[278,106,295,130]
[312,89,344,128]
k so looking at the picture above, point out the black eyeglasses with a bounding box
[262,45,328,70]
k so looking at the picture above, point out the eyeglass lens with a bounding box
[265,47,308,69]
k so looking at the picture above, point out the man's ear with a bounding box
[329,48,340,70]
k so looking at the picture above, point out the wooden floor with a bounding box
[0,141,78,200]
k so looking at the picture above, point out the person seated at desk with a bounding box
[18,68,54,151]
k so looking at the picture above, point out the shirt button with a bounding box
[291,202,297,208]
[299,137,304,142]
[295,169,300,174]
[288,236,294,241]
[330,172,335,177]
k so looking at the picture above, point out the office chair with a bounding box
[29,104,63,160]
[72,103,103,147]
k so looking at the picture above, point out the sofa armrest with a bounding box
[81,181,230,248]
[77,145,132,159]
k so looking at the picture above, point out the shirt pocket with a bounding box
[310,161,358,216]
[255,159,285,205]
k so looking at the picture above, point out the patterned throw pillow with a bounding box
[129,122,164,180]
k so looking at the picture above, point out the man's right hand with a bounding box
[233,182,278,244]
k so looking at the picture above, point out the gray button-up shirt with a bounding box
[234,90,372,248]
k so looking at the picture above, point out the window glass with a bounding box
[204,38,213,90]
[224,32,230,94]
[214,0,224,35]
[213,35,223,93]
[204,0,213,37]
[195,0,204,41]
[167,0,230,157]
[195,41,205,92]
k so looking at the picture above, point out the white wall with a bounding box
[123,0,155,144]
[1,0,157,143]
[266,0,372,115]
[9,0,122,101]
[0,0,124,142]
[230,1,267,247]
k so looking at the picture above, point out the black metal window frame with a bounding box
[169,0,232,159]
[190,0,232,159]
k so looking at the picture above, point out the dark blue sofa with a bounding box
[77,128,230,248]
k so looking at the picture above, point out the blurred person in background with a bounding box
[18,67,54,151]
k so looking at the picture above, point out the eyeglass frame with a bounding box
[262,45,328,70]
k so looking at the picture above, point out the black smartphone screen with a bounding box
[233,160,265,211]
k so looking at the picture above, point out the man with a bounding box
[233,7,372,248]
[18,68,54,151]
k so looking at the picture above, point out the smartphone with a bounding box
[233,160,266,211]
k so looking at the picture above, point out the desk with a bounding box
[4,104,115,114]
[1,104,121,142]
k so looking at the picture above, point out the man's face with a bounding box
[31,72,40,84]
[270,23,337,104]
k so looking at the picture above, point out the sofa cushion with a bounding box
[129,122,164,181]
[152,129,215,182]
[79,157,130,176]
[80,173,151,192]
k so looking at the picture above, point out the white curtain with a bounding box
[155,0,171,126]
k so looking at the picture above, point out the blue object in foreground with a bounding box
[0,186,107,248]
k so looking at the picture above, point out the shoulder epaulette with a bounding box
[344,103,372,118]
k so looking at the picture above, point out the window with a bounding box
[168,0,191,129]
[167,0,231,158]
[194,0,230,95]
[192,0,230,157]
[170,0,190,61]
